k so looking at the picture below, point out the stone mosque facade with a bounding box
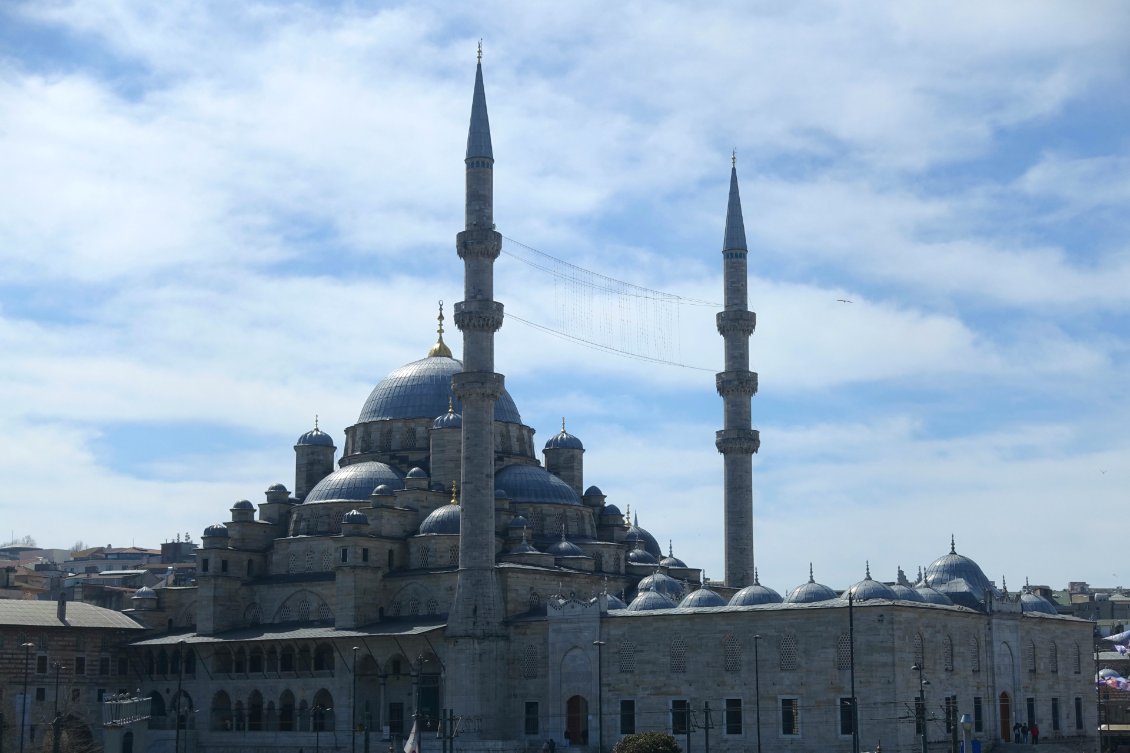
[124,57,1095,753]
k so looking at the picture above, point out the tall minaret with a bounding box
[445,45,509,738]
[715,154,760,588]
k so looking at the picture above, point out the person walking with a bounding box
[1014,721,1022,743]
[1031,722,1039,745]
[1021,723,1029,743]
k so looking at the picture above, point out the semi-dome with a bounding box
[784,566,837,604]
[305,461,405,503]
[625,590,677,611]
[342,509,369,525]
[296,427,335,447]
[419,504,461,535]
[357,356,522,424]
[231,499,254,510]
[203,524,229,538]
[638,570,683,599]
[889,584,927,603]
[924,536,992,601]
[915,585,954,605]
[406,467,429,479]
[544,421,583,450]
[730,571,783,606]
[494,464,580,505]
[600,503,621,518]
[1021,591,1058,615]
[679,586,726,608]
[594,593,627,610]
[844,565,898,602]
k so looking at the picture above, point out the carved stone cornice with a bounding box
[716,309,757,337]
[716,370,759,398]
[454,300,504,333]
[456,228,502,260]
[715,428,761,455]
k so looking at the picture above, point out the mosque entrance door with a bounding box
[999,692,1011,742]
[565,695,589,746]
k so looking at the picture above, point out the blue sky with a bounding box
[1,0,1128,593]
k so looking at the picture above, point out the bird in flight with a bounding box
[836,298,853,304]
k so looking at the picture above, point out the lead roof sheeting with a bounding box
[0,601,146,630]
[130,620,445,646]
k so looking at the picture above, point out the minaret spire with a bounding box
[716,155,759,588]
[445,46,509,740]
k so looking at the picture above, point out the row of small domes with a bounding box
[295,417,585,452]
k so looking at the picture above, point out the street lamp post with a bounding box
[960,713,972,753]
[593,641,605,753]
[315,706,333,753]
[753,635,762,753]
[912,663,928,753]
[353,647,360,753]
[19,641,34,753]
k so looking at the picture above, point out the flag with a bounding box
[404,719,420,753]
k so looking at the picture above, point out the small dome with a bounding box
[679,586,726,608]
[547,538,586,557]
[600,503,622,518]
[305,461,405,503]
[406,467,429,479]
[592,593,628,611]
[132,586,157,599]
[784,566,837,604]
[494,465,581,506]
[266,483,288,493]
[419,504,460,535]
[296,427,335,447]
[372,484,395,497]
[342,509,369,525]
[638,570,683,598]
[1021,591,1058,615]
[730,572,783,606]
[508,515,529,529]
[203,524,229,538]
[659,542,686,568]
[625,590,676,611]
[508,540,540,555]
[915,585,954,605]
[624,514,662,557]
[627,545,658,566]
[231,499,254,510]
[432,399,463,429]
[844,565,898,602]
[495,488,510,500]
[889,584,926,603]
[584,485,605,497]
[544,421,583,450]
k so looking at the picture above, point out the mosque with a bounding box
[125,55,1095,753]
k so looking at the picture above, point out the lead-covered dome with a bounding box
[304,461,405,503]
[844,565,897,602]
[889,584,926,603]
[544,422,583,450]
[625,590,676,611]
[924,536,992,602]
[730,571,783,606]
[357,356,522,424]
[784,566,837,604]
[495,464,580,505]
[638,570,683,599]
[296,427,335,447]
[420,504,461,535]
[1021,591,1058,615]
[679,586,726,608]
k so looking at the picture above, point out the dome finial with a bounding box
[731,148,736,169]
[448,396,454,413]
[668,539,674,557]
[1002,574,1008,593]
[477,39,482,63]
[753,567,760,585]
[428,300,453,358]
[314,414,319,430]
[450,480,459,505]
[561,416,566,433]
[809,563,815,583]
[865,560,871,580]
[560,524,567,542]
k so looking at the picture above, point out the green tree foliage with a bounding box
[611,732,682,753]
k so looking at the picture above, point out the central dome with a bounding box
[357,355,522,424]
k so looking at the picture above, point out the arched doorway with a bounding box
[999,692,1012,742]
[121,730,133,753]
[565,696,589,746]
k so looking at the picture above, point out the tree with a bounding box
[69,540,87,554]
[611,732,682,753]
[1,534,36,547]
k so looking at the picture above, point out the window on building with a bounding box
[388,702,404,736]
[944,696,957,733]
[524,702,539,735]
[1049,642,1058,673]
[944,636,954,672]
[36,656,47,674]
[97,688,106,702]
[1075,697,1084,730]
[781,698,800,736]
[671,699,690,736]
[99,656,111,675]
[835,633,851,670]
[670,638,687,674]
[839,698,855,736]
[970,636,981,673]
[201,558,209,573]
[340,548,348,563]
[779,633,799,671]
[1052,698,1061,731]
[35,687,46,702]
[220,559,228,573]
[725,699,742,735]
[70,688,80,702]
[1026,697,1035,725]
[974,697,983,733]
[75,656,86,675]
[620,700,636,735]
[722,634,741,672]
[618,642,637,674]
[362,548,369,563]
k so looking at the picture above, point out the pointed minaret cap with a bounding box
[723,151,747,252]
[466,42,494,161]
[428,300,453,358]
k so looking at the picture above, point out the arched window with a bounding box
[1073,642,1082,674]
[1049,642,1059,674]
[779,632,799,671]
[210,691,232,731]
[969,636,981,673]
[248,691,263,731]
[836,633,851,670]
[670,636,688,673]
[618,641,637,674]
[313,690,335,732]
[723,634,741,673]
[314,644,334,672]
[279,690,296,732]
[157,650,169,676]
[234,648,246,674]
[297,645,312,672]
[1025,640,1036,673]
[913,633,924,666]
[944,636,954,672]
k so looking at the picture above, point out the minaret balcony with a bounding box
[716,309,756,337]
[454,300,504,333]
[456,228,502,259]
[452,371,505,401]
[715,428,761,455]
[716,370,759,398]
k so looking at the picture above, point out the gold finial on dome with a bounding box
[450,480,459,505]
[428,300,453,358]
[448,396,455,414]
